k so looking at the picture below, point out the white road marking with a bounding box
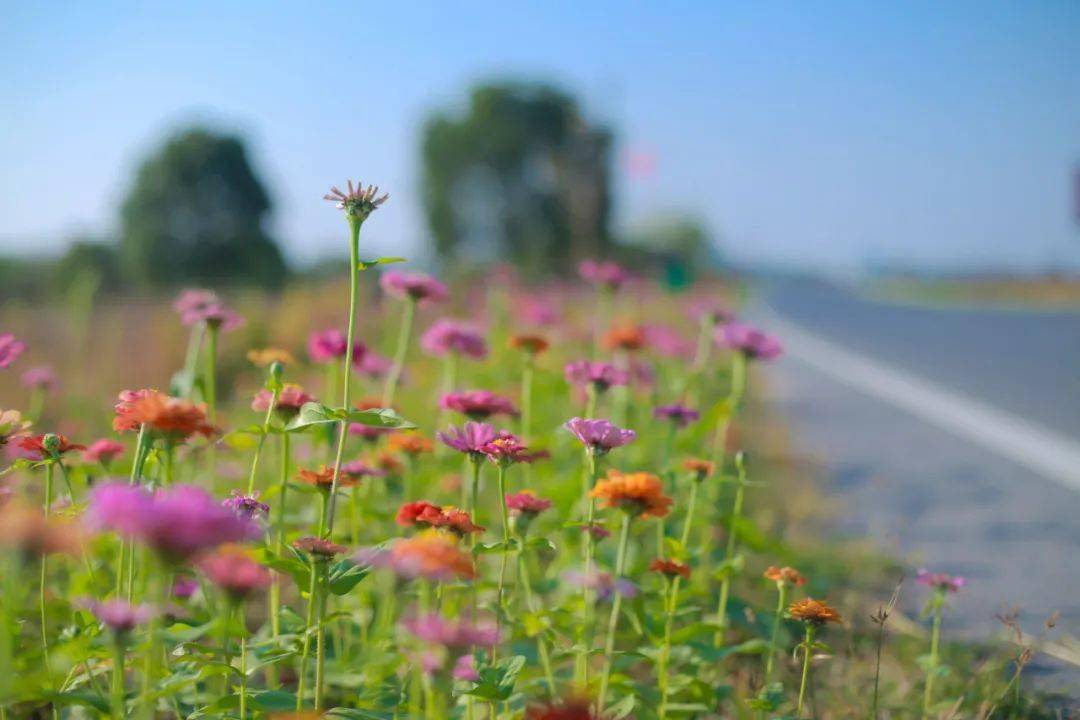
[759,308,1080,494]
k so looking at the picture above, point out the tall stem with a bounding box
[205,323,219,479]
[296,560,321,710]
[270,433,290,639]
[110,639,126,720]
[247,388,279,494]
[493,464,511,660]
[382,297,416,407]
[238,610,248,720]
[796,625,815,718]
[39,463,54,675]
[596,513,632,713]
[764,583,787,681]
[714,457,748,647]
[922,591,945,719]
[517,551,556,695]
[576,450,599,688]
[520,356,534,442]
[657,575,681,719]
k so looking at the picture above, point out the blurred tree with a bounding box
[624,214,721,288]
[421,82,613,272]
[52,238,121,295]
[119,128,286,288]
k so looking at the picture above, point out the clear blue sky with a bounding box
[3,1,1079,272]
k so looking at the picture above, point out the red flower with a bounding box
[18,434,85,460]
[649,558,691,579]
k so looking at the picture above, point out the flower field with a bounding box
[0,182,1067,719]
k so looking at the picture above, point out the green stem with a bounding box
[39,463,54,679]
[270,433,290,639]
[657,575,681,719]
[246,388,280,495]
[238,611,248,720]
[521,356,534,442]
[871,617,885,719]
[205,323,219,480]
[493,464,511,663]
[111,639,126,720]
[315,564,329,709]
[679,479,699,549]
[296,560,321,710]
[381,297,416,407]
[517,551,556,696]
[576,450,600,688]
[714,462,747,647]
[596,513,632,713]
[922,591,945,719]
[796,625,815,718]
[765,583,787,681]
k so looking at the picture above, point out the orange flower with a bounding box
[682,458,715,480]
[389,530,476,580]
[387,433,434,456]
[247,347,297,367]
[375,451,405,475]
[0,499,83,556]
[113,390,217,440]
[764,565,806,587]
[589,470,673,518]
[509,334,550,355]
[649,558,690,579]
[296,465,360,489]
[354,397,384,411]
[602,324,646,352]
[787,598,842,625]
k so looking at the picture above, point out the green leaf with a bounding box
[249,690,298,711]
[284,402,340,431]
[325,708,395,719]
[46,691,110,714]
[327,558,371,595]
[357,257,407,271]
[285,402,415,432]
[607,694,637,718]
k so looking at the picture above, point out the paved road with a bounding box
[752,278,1080,692]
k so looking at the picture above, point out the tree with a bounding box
[421,82,613,273]
[119,128,286,288]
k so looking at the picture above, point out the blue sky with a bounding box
[3,1,1079,272]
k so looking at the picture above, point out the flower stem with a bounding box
[765,583,787,681]
[39,463,54,678]
[238,611,248,720]
[382,296,416,407]
[296,560,321,710]
[657,574,681,719]
[796,625,815,718]
[205,322,219,479]
[493,464,511,660]
[517,550,556,696]
[922,589,945,719]
[596,513,632,713]
[270,433,290,639]
[246,387,280,495]
[576,450,600,688]
[714,456,748,647]
[110,639,126,720]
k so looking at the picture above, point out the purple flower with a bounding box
[452,654,480,681]
[340,460,385,479]
[563,569,638,601]
[82,598,155,634]
[439,391,517,420]
[380,271,448,304]
[564,418,636,454]
[438,422,499,456]
[578,260,630,290]
[308,329,364,364]
[916,569,966,594]
[421,319,488,360]
[715,322,783,361]
[564,361,629,391]
[0,334,27,369]
[21,366,56,391]
[401,613,500,648]
[653,404,700,428]
[222,491,270,521]
[88,483,261,564]
[171,576,199,600]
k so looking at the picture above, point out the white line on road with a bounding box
[760,308,1080,494]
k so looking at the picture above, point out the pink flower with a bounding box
[453,654,480,681]
[251,385,314,416]
[222,491,270,521]
[653,404,700,428]
[340,460,385,479]
[642,325,693,359]
[687,298,734,326]
[402,613,500,648]
[916,569,966,593]
[505,491,552,517]
[480,435,548,466]
[380,271,448,304]
[564,361,629,391]
[516,294,562,326]
[355,350,393,379]
[420,319,488,360]
[174,289,244,331]
[83,439,125,466]
[82,598,155,635]
[564,418,636,454]
[199,546,272,601]
[0,334,27,369]
[172,576,199,599]
[348,422,394,441]
[438,422,499,456]
[715,322,783,361]
[440,391,517,420]
[21,366,56,391]
[308,329,364,364]
[578,260,630,290]
[88,483,261,564]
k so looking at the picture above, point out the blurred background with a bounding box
[3,0,1079,664]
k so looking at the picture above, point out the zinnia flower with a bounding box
[420,319,488,360]
[83,439,125,466]
[452,654,480,681]
[175,289,244,331]
[505,491,552,517]
[564,418,636,455]
[307,329,364,364]
[401,613,499,648]
[21,366,56,391]
[222,491,270,521]
[688,298,734,326]
[578,259,629,290]
[0,409,30,446]
[112,389,217,440]
[296,465,362,490]
[715,322,783,361]
[247,347,297,367]
[764,566,807,587]
[396,501,484,537]
[83,598,155,635]
[564,361,629,391]
[361,530,476,581]
[18,433,85,460]
[252,384,314,417]
[439,390,517,420]
[642,324,694,359]
[787,598,843,626]
[480,435,547,466]
[650,558,691,580]
[682,458,715,480]
[380,271,448,304]
[0,499,82,556]
[508,334,550,355]
[199,545,273,601]
[653,404,700,428]
[916,569,966,593]
[438,422,499,457]
[354,350,393,379]
[293,537,347,560]
[590,470,673,518]
[324,179,388,220]
[172,576,199,600]
[387,433,434,456]
[0,334,27,369]
[602,324,646,352]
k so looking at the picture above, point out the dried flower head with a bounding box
[293,536,347,560]
[788,598,843,626]
[650,558,691,579]
[508,334,550,355]
[764,566,807,587]
[324,179,389,221]
[682,458,715,481]
[590,470,673,518]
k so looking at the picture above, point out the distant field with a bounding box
[870,276,1080,310]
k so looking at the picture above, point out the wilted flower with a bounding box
[83,598,155,635]
[380,271,448,304]
[0,410,31,446]
[440,391,517,420]
[18,433,85,460]
[0,334,27,369]
[916,569,966,593]
[653,404,700,428]
[247,347,297,367]
[396,501,484,537]
[83,439,125,466]
[421,319,488,360]
[508,334,550,356]
[438,422,499,457]
[590,470,673,518]
[788,598,843,626]
[361,530,476,581]
[563,569,638,601]
[252,384,314,418]
[564,361,629,391]
[715,322,783,361]
[293,536,347,560]
[324,179,388,221]
[387,433,434,457]
[401,613,500,649]
[88,483,261,564]
[682,458,715,481]
[0,499,82,556]
[564,418,636,455]
[764,566,807,587]
[222,491,270,521]
[602,324,646,352]
[112,389,217,441]
[199,545,272,601]
[649,558,691,580]
[21,366,56,391]
[578,260,629,290]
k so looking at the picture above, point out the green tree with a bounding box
[421,82,613,272]
[119,128,286,288]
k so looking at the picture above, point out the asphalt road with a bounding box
[752,277,1079,692]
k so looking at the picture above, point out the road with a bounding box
[752,277,1079,691]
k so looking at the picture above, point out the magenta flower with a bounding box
[88,483,261,564]
[439,390,517,420]
[516,294,562,326]
[578,259,630,290]
[174,289,243,331]
[916,569,966,594]
[21,366,56,391]
[0,334,27,369]
[715,322,783,361]
[348,422,394,441]
[653,404,700,428]
[642,325,693,359]
[83,439,125,466]
[564,361,629,391]
[251,385,314,416]
[420,319,488,360]
[438,422,499,456]
[582,523,611,541]
[452,654,480,681]
[340,460,385,479]
[308,329,364,364]
[222,491,270,521]
[199,547,273,601]
[380,271,448,304]
[505,491,552,517]
[401,613,500,648]
[82,598,155,635]
[355,350,393,379]
[480,434,548,466]
[565,418,636,455]
[172,576,199,600]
